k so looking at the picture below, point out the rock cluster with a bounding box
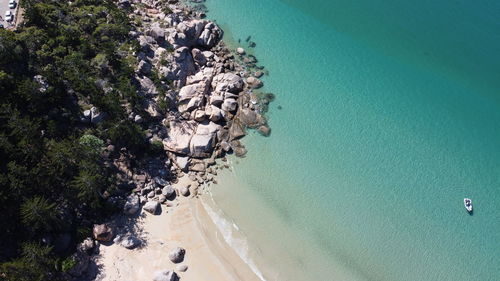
[121,0,272,180]
[82,0,275,279]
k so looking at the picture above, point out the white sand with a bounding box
[95,176,261,281]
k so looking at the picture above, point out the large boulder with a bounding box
[238,108,261,127]
[168,247,186,263]
[190,121,220,158]
[175,156,190,171]
[123,194,140,215]
[143,201,160,215]
[229,120,246,140]
[191,48,207,66]
[179,96,204,113]
[211,73,243,93]
[163,121,197,155]
[246,76,263,89]
[197,21,223,48]
[120,236,141,249]
[148,22,165,41]
[162,185,175,198]
[93,224,113,242]
[221,98,238,112]
[163,47,197,86]
[168,20,222,49]
[207,105,222,122]
[153,270,179,281]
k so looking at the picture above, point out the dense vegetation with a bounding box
[0,0,150,279]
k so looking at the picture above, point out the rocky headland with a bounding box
[74,0,273,280]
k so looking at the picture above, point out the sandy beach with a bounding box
[95,176,261,281]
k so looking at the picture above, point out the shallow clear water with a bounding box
[203,0,500,280]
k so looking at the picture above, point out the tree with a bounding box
[20,196,61,233]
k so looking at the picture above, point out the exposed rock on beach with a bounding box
[90,0,273,280]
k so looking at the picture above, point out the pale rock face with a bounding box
[148,22,165,40]
[93,224,113,242]
[211,73,243,93]
[154,47,167,60]
[202,50,214,59]
[189,121,221,158]
[163,46,196,86]
[246,76,263,88]
[137,76,158,96]
[236,47,245,55]
[208,105,222,122]
[180,185,190,197]
[163,120,197,155]
[186,67,214,85]
[181,96,203,113]
[175,156,190,171]
[90,107,105,124]
[178,84,200,101]
[143,201,160,214]
[162,185,175,198]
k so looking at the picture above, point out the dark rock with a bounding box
[124,194,140,215]
[162,185,175,198]
[153,270,179,281]
[169,247,186,263]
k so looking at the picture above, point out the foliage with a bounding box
[20,196,61,233]
[60,256,77,273]
[0,0,153,279]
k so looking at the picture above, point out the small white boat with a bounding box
[464,198,473,213]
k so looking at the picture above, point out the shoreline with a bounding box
[96,175,263,281]
[92,0,275,279]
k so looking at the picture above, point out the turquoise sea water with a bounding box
[202,1,500,280]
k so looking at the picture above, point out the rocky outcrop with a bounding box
[168,20,222,49]
[143,201,160,214]
[123,194,140,215]
[211,73,243,93]
[190,121,220,157]
[162,185,175,198]
[93,224,113,242]
[120,235,141,249]
[168,247,185,263]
